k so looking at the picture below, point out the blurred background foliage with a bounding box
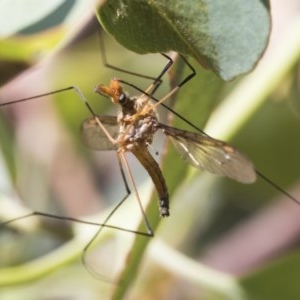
[0,1,300,300]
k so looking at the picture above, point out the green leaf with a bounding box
[97,0,271,80]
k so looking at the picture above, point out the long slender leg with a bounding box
[0,86,96,115]
[0,87,153,225]
[119,54,195,96]
[0,87,76,106]
[0,57,194,242]
[0,86,118,144]
[80,150,153,278]
[0,85,152,278]
[0,211,151,235]
[118,54,200,132]
[98,32,157,81]
[114,53,174,99]
[118,80,207,135]
[81,152,153,251]
[148,53,174,96]
[119,151,153,234]
[118,55,300,211]
[98,31,173,92]
[147,54,196,110]
[255,170,300,206]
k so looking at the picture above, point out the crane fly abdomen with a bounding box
[131,147,169,217]
[116,93,169,216]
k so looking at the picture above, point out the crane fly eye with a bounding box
[118,93,127,104]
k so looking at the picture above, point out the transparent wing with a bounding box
[160,124,256,183]
[81,115,118,151]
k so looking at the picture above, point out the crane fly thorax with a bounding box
[117,95,158,151]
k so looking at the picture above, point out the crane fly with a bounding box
[1,49,300,284]
[82,77,256,218]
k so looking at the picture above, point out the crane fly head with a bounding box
[94,78,127,105]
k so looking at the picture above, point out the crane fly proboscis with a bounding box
[1,49,300,286]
